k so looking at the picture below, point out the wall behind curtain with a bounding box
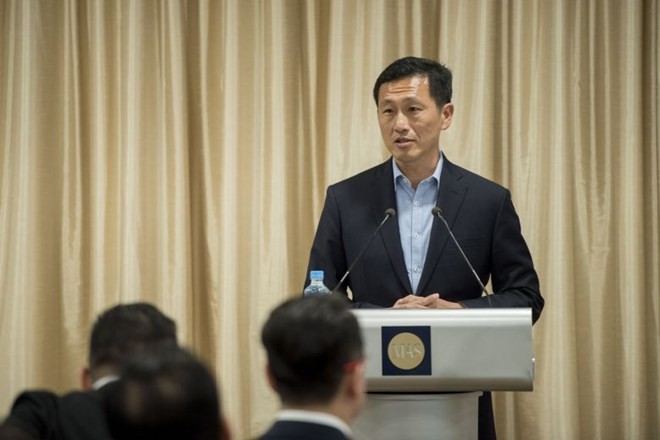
[1,1,658,439]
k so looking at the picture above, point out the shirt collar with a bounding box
[92,375,119,390]
[392,151,444,191]
[276,409,353,438]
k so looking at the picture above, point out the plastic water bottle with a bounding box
[303,270,332,296]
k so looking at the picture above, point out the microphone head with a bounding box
[385,208,396,218]
[431,206,442,216]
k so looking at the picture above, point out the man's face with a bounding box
[377,75,453,170]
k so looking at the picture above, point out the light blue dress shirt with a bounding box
[393,154,443,294]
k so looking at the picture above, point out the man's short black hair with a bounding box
[89,303,177,371]
[104,345,221,440]
[373,56,453,109]
[261,294,363,406]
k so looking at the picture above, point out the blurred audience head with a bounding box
[84,302,177,388]
[105,345,230,440]
[261,294,365,421]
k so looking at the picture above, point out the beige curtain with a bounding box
[1,1,658,438]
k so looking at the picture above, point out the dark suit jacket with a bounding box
[306,156,543,320]
[258,420,349,440]
[0,385,115,440]
[305,156,545,440]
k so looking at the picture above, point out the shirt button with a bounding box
[414,233,420,239]
[414,201,420,207]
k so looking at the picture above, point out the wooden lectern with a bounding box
[351,308,534,440]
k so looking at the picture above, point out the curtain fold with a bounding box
[1,1,658,438]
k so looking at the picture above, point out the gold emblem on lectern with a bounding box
[387,332,425,370]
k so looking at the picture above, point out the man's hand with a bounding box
[393,293,439,308]
[393,293,464,309]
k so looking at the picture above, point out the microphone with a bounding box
[431,207,492,307]
[332,208,396,293]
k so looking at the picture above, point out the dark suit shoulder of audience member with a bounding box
[0,388,116,440]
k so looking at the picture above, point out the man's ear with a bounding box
[265,364,278,393]
[346,360,367,398]
[219,414,232,440]
[441,102,454,130]
[81,367,93,391]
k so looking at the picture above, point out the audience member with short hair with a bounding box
[0,302,177,440]
[104,345,230,440]
[258,294,365,440]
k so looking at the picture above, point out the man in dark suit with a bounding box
[0,302,178,440]
[305,56,545,440]
[259,295,365,440]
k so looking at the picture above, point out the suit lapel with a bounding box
[417,157,468,294]
[371,159,413,294]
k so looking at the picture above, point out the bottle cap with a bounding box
[309,270,324,280]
